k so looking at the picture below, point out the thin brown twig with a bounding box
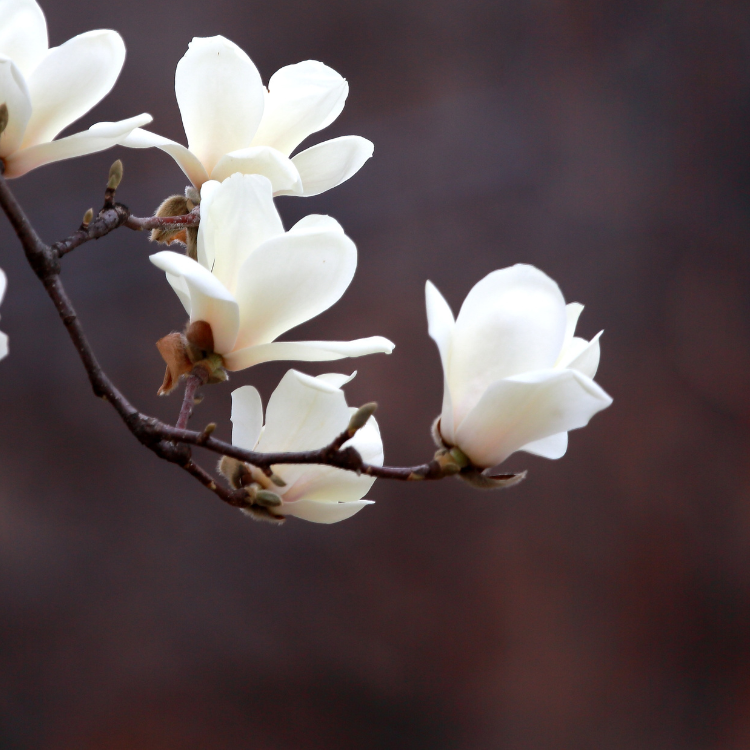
[0,167,459,515]
[176,366,209,430]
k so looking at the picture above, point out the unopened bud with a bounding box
[82,208,94,228]
[255,490,282,508]
[107,159,123,190]
[0,104,8,136]
[348,402,378,435]
[270,474,287,488]
[448,447,470,469]
[218,456,251,490]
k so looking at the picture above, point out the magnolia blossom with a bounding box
[0,268,7,361]
[121,35,372,196]
[151,173,393,371]
[231,370,383,523]
[0,0,151,177]
[426,264,612,469]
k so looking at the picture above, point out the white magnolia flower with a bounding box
[0,0,151,178]
[426,264,613,469]
[121,35,372,196]
[0,268,7,361]
[231,370,383,523]
[151,173,394,371]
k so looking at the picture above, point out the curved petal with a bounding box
[257,369,351,454]
[149,251,239,354]
[346,412,384,466]
[283,136,373,197]
[0,330,7,361]
[119,127,208,187]
[449,264,567,430]
[3,113,152,178]
[230,385,263,451]
[210,146,302,194]
[315,371,356,389]
[425,280,457,444]
[557,332,602,379]
[251,60,348,156]
[22,30,125,148]
[289,214,345,234]
[561,302,584,355]
[232,224,357,348]
[280,497,373,524]
[519,431,568,459]
[223,336,394,372]
[166,273,191,314]
[0,57,32,157]
[455,368,613,468]
[0,0,47,77]
[198,173,283,293]
[175,36,264,174]
[0,267,6,304]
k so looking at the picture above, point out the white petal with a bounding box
[223,337,394,372]
[315,371,356,388]
[289,214,345,234]
[0,330,7,361]
[198,173,283,294]
[425,280,457,445]
[455,369,613,468]
[0,267,7,360]
[232,223,357,349]
[22,30,125,148]
[210,146,302,194]
[3,113,152,178]
[561,302,584,354]
[149,251,239,354]
[281,462,376,504]
[449,264,567,430]
[0,57,32,157]
[166,273,191,314]
[282,136,373,197]
[346,412,384,466]
[251,61,348,156]
[0,267,6,303]
[280,498,373,524]
[119,127,208,187]
[558,332,602,379]
[230,385,263,451]
[175,36,264,174]
[257,369,351,454]
[519,432,568,459]
[0,0,47,78]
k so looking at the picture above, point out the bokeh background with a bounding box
[2,0,750,747]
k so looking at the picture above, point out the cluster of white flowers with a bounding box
[0,0,613,523]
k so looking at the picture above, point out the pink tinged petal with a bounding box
[223,337,394,372]
[279,497,373,524]
[3,113,152,178]
[425,280,457,444]
[119,128,208,187]
[21,30,125,148]
[210,146,302,194]
[557,332,602,379]
[0,0,47,78]
[282,136,373,197]
[230,386,263,451]
[250,60,348,156]
[0,57,32,157]
[175,36,265,175]
[231,222,357,349]
[455,368,613,468]
[448,264,568,430]
[149,251,239,354]
[519,431,568,459]
[198,173,283,294]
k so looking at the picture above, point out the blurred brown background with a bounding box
[2,0,750,747]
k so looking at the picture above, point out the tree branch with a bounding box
[0,168,465,518]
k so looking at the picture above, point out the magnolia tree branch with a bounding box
[0,165,492,514]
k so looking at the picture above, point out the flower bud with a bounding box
[107,159,123,190]
[218,455,251,489]
[255,490,282,507]
[458,469,527,490]
[82,208,94,228]
[347,402,378,436]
